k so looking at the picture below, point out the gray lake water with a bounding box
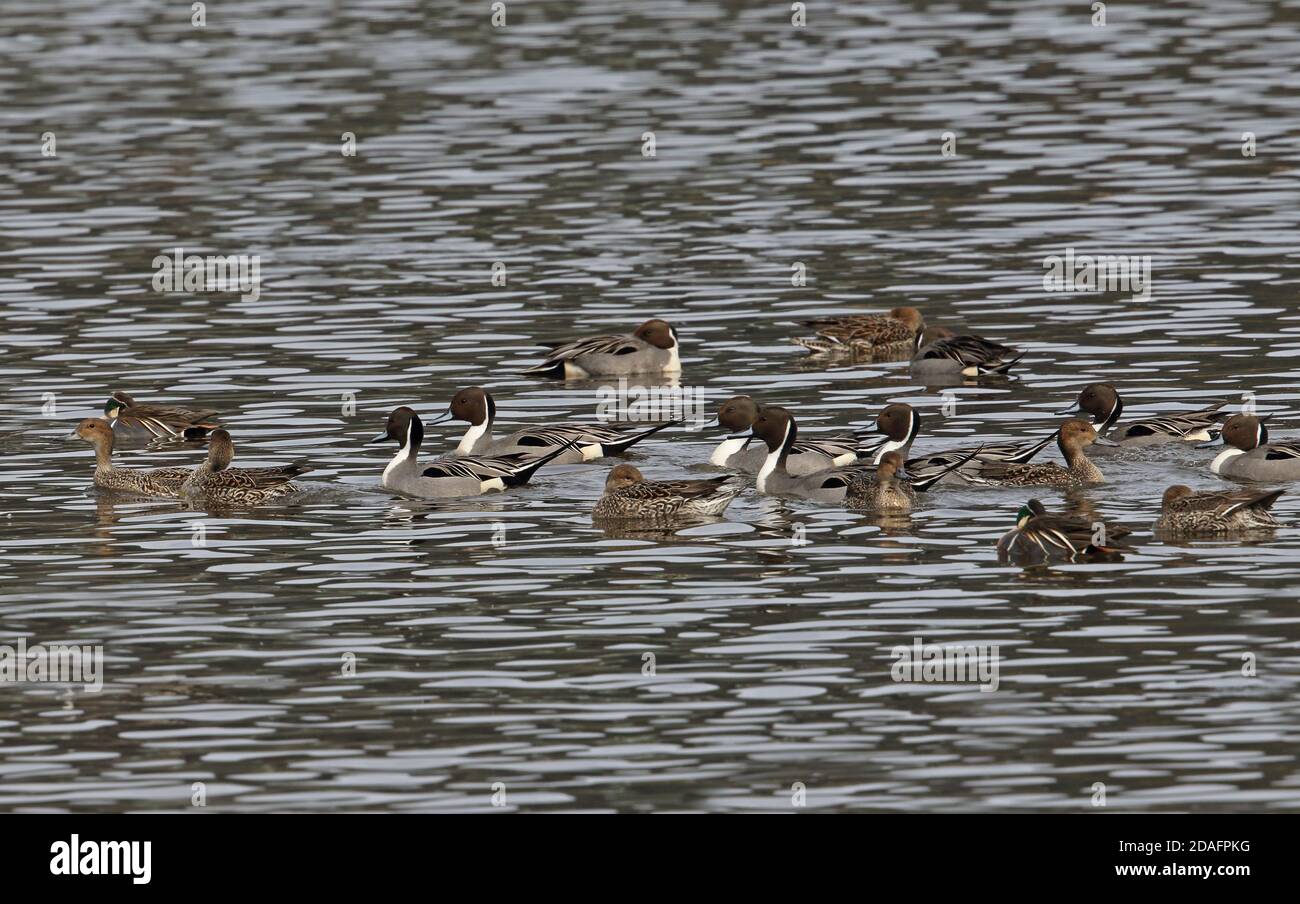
[2,0,1300,812]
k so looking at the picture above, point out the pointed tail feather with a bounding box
[503,439,579,487]
[910,445,984,493]
[598,420,680,456]
[1007,430,1059,464]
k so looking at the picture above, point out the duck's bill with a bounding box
[1055,401,1081,415]
[896,467,913,481]
[1196,436,1223,449]
[65,430,80,440]
[425,410,454,425]
[1092,435,1120,447]
[367,431,390,444]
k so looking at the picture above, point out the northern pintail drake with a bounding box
[745,407,960,503]
[370,407,573,498]
[431,386,675,463]
[996,499,1132,563]
[1057,383,1226,445]
[792,306,925,356]
[179,429,310,504]
[906,430,1059,487]
[858,402,922,463]
[521,319,681,379]
[710,395,860,475]
[104,391,221,440]
[1200,414,1300,481]
[965,420,1115,487]
[910,333,1024,377]
[69,417,191,496]
[844,451,915,512]
[1153,484,1284,533]
[593,463,743,520]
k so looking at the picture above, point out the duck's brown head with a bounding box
[633,319,677,350]
[207,429,235,471]
[875,403,919,443]
[369,407,424,452]
[717,395,761,432]
[888,306,925,333]
[447,387,495,426]
[605,463,644,490]
[1220,414,1268,452]
[1161,485,1194,509]
[1057,418,1112,454]
[69,417,114,449]
[877,450,908,480]
[751,406,796,454]
[1066,382,1121,422]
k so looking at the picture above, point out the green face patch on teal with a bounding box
[103,398,122,418]
[1015,504,1035,529]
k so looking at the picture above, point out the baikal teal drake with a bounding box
[592,463,743,520]
[104,391,221,441]
[997,499,1132,563]
[69,417,191,496]
[1153,485,1284,534]
[179,429,311,505]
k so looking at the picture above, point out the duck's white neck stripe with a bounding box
[710,436,748,466]
[1210,447,1244,474]
[873,438,906,463]
[384,424,417,481]
[457,420,490,455]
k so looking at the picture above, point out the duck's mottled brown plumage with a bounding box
[1153,484,1283,533]
[70,417,191,496]
[180,429,309,504]
[968,420,1111,487]
[792,306,924,356]
[845,451,915,512]
[593,464,742,520]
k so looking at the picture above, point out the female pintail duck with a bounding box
[370,407,574,498]
[1199,414,1300,481]
[68,417,191,496]
[1057,383,1226,445]
[521,319,680,379]
[179,429,310,504]
[593,463,743,520]
[711,395,861,475]
[844,451,915,512]
[857,402,922,463]
[431,387,675,464]
[1153,484,1284,533]
[997,499,1132,563]
[792,306,925,356]
[104,391,221,440]
[965,420,1116,487]
[905,429,1059,487]
[910,333,1024,377]
[744,407,963,503]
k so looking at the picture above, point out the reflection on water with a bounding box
[2,0,1300,812]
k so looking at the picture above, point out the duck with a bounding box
[905,430,1059,487]
[1199,414,1300,481]
[1056,383,1226,445]
[710,395,861,475]
[743,407,965,503]
[996,499,1132,562]
[1153,484,1284,533]
[964,419,1116,487]
[68,417,192,496]
[103,391,221,440]
[429,386,676,464]
[593,463,743,520]
[179,429,310,504]
[370,407,573,498]
[521,319,680,379]
[792,306,925,356]
[844,451,915,512]
[909,333,1024,377]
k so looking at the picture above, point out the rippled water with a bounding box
[2,0,1300,812]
